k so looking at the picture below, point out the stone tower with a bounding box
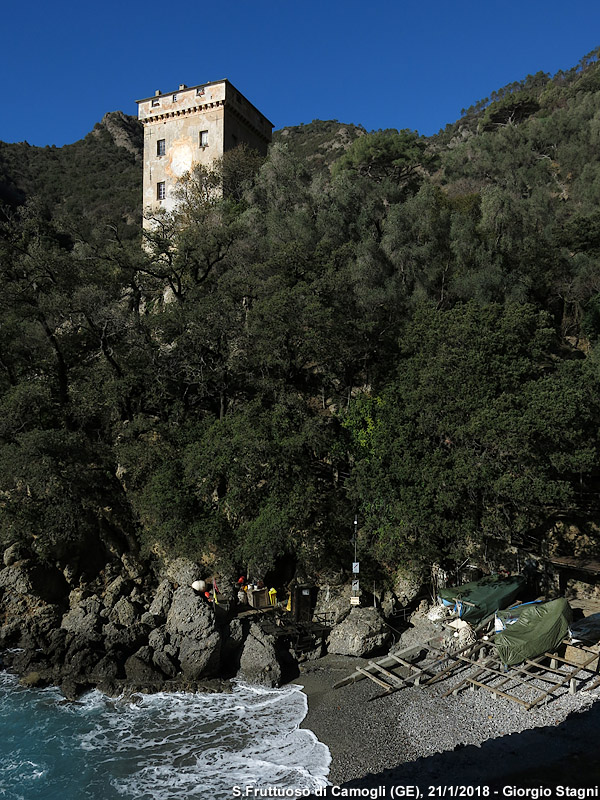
[136,80,273,225]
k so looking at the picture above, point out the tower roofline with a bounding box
[136,79,274,129]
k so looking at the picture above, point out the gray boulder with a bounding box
[121,553,145,582]
[153,649,178,678]
[131,645,153,663]
[102,621,147,654]
[104,575,131,609]
[109,597,138,627]
[165,587,216,639]
[164,557,202,587]
[177,636,221,680]
[91,655,120,683]
[66,647,101,679]
[21,604,63,649]
[0,595,62,651]
[148,625,168,651]
[313,583,352,625]
[0,563,33,595]
[221,616,246,666]
[165,587,221,679]
[61,596,103,640]
[125,648,164,685]
[60,677,88,701]
[390,611,442,654]
[45,628,68,665]
[129,586,146,604]
[237,623,282,687]
[327,607,390,657]
[68,587,87,608]
[163,642,178,659]
[0,620,21,648]
[3,542,30,567]
[393,566,423,607]
[149,579,173,620]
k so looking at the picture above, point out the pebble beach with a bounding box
[298,653,600,793]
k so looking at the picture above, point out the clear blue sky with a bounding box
[3,0,600,146]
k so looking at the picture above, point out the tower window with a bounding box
[196,88,205,97]
[151,99,160,107]
[157,182,166,200]
[157,139,166,156]
[172,93,178,102]
[199,130,208,147]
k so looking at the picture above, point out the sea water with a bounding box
[0,672,330,799]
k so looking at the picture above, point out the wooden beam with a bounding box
[584,674,600,693]
[388,654,437,679]
[441,659,495,698]
[524,659,573,678]
[356,667,393,691]
[466,677,531,707]
[423,642,486,685]
[332,639,439,689]
[527,653,599,709]
[542,650,599,669]
[368,661,408,688]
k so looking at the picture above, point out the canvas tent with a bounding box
[494,597,572,666]
[438,574,526,624]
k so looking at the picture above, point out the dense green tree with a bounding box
[344,303,600,570]
[332,130,428,189]
[2,50,600,582]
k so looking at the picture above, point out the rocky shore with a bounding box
[0,545,304,699]
[0,544,396,701]
[4,541,600,794]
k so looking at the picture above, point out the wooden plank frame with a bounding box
[444,643,600,710]
[332,614,600,711]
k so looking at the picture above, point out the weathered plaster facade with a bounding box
[137,80,272,226]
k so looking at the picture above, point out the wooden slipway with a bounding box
[333,632,600,710]
[334,613,496,692]
[333,637,484,692]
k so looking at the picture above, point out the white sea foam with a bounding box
[0,672,330,799]
[97,683,331,799]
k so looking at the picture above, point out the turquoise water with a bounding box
[0,672,330,799]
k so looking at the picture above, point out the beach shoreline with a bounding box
[298,654,600,792]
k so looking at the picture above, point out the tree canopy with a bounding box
[2,50,600,584]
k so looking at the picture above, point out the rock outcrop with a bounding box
[327,607,391,657]
[237,623,282,687]
[164,587,221,679]
[96,111,143,159]
[0,545,230,696]
[164,557,203,588]
[0,542,407,699]
[313,580,352,625]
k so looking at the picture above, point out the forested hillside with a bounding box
[1,50,600,590]
[0,111,142,237]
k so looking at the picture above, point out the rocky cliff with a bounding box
[0,543,398,699]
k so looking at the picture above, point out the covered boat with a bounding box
[494,597,573,666]
[437,574,526,624]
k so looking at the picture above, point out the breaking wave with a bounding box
[0,672,330,799]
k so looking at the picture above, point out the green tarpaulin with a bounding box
[494,597,572,666]
[438,574,526,624]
